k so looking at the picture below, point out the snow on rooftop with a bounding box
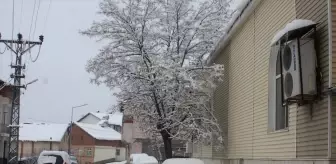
[74,122,121,141]
[19,123,68,142]
[271,19,316,45]
[91,111,123,126]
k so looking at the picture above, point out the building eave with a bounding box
[207,0,261,64]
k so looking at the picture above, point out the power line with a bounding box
[18,0,24,32]
[30,45,41,62]
[11,0,15,40]
[11,0,15,64]
[42,0,53,34]
[32,0,42,40]
[28,0,37,41]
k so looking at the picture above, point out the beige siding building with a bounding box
[194,0,336,164]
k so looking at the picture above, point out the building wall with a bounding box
[122,122,133,143]
[192,145,212,159]
[18,141,62,158]
[71,124,123,163]
[203,0,329,161]
[211,43,229,159]
[78,114,100,124]
[115,148,126,162]
[214,0,297,159]
[71,124,96,146]
[331,0,336,159]
[295,0,329,158]
[131,142,142,154]
[71,145,94,164]
[93,146,115,162]
[93,146,126,162]
[0,95,10,161]
[204,0,330,162]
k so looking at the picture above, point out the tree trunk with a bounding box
[161,132,173,159]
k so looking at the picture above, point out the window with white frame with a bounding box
[268,46,288,132]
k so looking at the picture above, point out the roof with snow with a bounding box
[19,123,68,142]
[79,111,123,126]
[74,122,121,141]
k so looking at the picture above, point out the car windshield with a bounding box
[41,155,64,164]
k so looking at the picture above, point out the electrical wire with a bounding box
[11,0,15,40]
[18,0,24,32]
[28,0,37,41]
[32,0,42,40]
[30,45,42,62]
[11,0,15,64]
[0,47,7,54]
[42,0,53,34]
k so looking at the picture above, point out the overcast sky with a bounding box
[0,0,240,124]
[0,0,116,124]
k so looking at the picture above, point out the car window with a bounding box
[41,155,64,164]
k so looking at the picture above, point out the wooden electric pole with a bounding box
[0,33,43,164]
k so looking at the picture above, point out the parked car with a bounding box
[37,151,71,164]
[130,154,158,164]
[69,155,78,164]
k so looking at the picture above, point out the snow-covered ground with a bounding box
[131,154,158,164]
[107,161,126,164]
[162,158,204,164]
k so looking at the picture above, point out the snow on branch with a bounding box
[82,0,231,149]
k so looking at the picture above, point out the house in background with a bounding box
[78,111,123,132]
[193,0,336,164]
[122,115,187,161]
[18,122,69,158]
[71,122,125,164]
[122,115,147,154]
[0,79,12,164]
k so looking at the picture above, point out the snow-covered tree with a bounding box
[82,0,231,159]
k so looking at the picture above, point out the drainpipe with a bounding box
[328,0,332,159]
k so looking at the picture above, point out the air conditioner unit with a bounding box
[281,38,316,101]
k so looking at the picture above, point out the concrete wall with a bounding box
[18,141,62,158]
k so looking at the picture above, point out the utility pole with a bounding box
[0,33,43,164]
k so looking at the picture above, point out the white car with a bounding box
[38,151,71,164]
